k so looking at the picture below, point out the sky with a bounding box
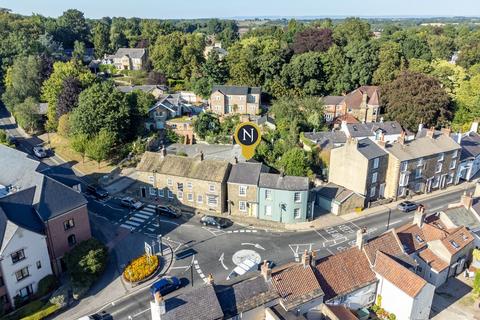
[1,0,480,19]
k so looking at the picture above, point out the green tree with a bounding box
[322,44,349,94]
[333,18,371,46]
[280,52,326,96]
[70,133,89,163]
[430,60,467,96]
[342,40,379,91]
[126,90,156,137]
[193,112,221,140]
[279,148,312,177]
[474,270,480,296]
[428,34,455,60]
[56,76,82,119]
[373,41,405,84]
[0,129,8,146]
[92,19,110,58]
[86,130,115,168]
[14,97,41,133]
[72,40,86,61]
[408,58,433,74]
[382,72,452,131]
[453,75,480,130]
[55,9,89,48]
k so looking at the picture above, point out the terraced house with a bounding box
[136,150,232,213]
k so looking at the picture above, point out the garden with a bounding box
[123,254,159,283]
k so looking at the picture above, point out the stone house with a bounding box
[384,128,461,198]
[116,85,168,99]
[322,96,345,123]
[136,150,232,213]
[257,173,312,223]
[452,122,480,181]
[165,117,195,145]
[340,120,406,144]
[146,94,188,130]
[107,48,147,70]
[329,138,388,204]
[227,162,268,217]
[210,85,261,116]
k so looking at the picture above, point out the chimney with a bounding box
[311,250,317,267]
[426,127,435,139]
[233,156,238,164]
[261,260,272,281]
[413,205,426,228]
[471,121,479,133]
[418,123,424,133]
[461,191,473,210]
[356,228,368,250]
[456,132,463,144]
[160,145,167,157]
[441,127,452,137]
[398,131,406,145]
[301,250,312,268]
[474,182,480,198]
[150,292,166,320]
[362,92,368,106]
[199,151,204,161]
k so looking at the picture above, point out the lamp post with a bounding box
[384,204,392,231]
[157,234,163,256]
[279,202,286,223]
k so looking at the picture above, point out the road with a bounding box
[84,185,472,320]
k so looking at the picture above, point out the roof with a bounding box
[315,247,377,300]
[228,162,266,185]
[116,85,167,94]
[441,226,474,254]
[303,131,347,149]
[333,114,359,125]
[459,131,480,161]
[256,115,276,126]
[363,229,415,267]
[137,152,231,183]
[386,132,460,161]
[396,224,428,254]
[345,121,403,138]
[443,206,480,230]
[356,138,388,160]
[259,173,309,191]
[322,96,344,106]
[212,85,261,96]
[343,86,380,109]
[163,285,223,320]
[373,251,427,298]
[148,94,187,114]
[324,304,359,320]
[418,248,449,272]
[113,48,146,59]
[166,143,245,162]
[271,262,324,310]
[317,183,364,204]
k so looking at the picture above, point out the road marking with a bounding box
[390,219,404,225]
[130,217,145,223]
[135,213,151,219]
[123,220,140,227]
[313,228,328,240]
[219,253,228,270]
[241,243,266,250]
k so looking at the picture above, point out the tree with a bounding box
[70,133,89,163]
[333,18,371,46]
[428,34,455,60]
[292,28,333,54]
[279,148,312,177]
[400,34,432,61]
[126,90,156,138]
[0,129,8,146]
[408,58,433,74]
[14,97,41,133]
[453,75,480,130]
[203,50,229,85]
[271,96,326,133]
[72,40,86,61]
[342,40,379,91]
[86,130,115,168]
[430,60,467,96]
[146,71,167,85]
[280,52,326,96]
[382,72,452,131]
[57,113,71,137]
[92,20,110,58]
[55,9,89,48]
[373,41,405,84]
[322,44,349,94]
[193,112,221,140]
[70,81,130,142]
[56,76,82,119]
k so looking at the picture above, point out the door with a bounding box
[141,187,146,198]
[379,183,385,198]
[251,203,258,218]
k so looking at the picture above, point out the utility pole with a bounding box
[157,234,163,256]
[190,264,194,287]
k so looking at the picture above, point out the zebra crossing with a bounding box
[119,204,157,233]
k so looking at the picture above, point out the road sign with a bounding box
[145,241,152,257]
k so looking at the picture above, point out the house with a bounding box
[316,183,365,215]
[257,173,312,223]
[453,122,480,181]
[302,131,347,152]
[136,150,232,213]
[227,162,268,217]
[322,96,345,123]
[0,201,53,309]
[329,138,388,204]
[210,85,261,116]
[165,143,245,162]
[107,48,147,70]
[204,43,228,60]
[342,86,381,123]
[384,128,461,198]
[340,120,405,144]
[0,145,91,275]
[320,304,359,320]
[146,94,189,130]
[165,117,195,145]
[179,91,205,104]
[116,85,168,99]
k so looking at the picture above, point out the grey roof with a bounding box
[228,162,266,185]
[346,121,403,138]
[356,138,388,160]
[386,131,461,161]
[116,85,167,94]
[256,115,276,126]
[322,96,344,105]
[303,131,347,149]
[212,85,261,96]
[163,285,223,320]
[317,183,359,203]
[443,206,480,230]
[166,143,245,162]
[148,94,187,114]
[113,48,146,59]
[459,132,480,161]
[259,173,309,191]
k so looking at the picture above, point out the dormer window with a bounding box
[415,235,424,243]
[450,240,460,249]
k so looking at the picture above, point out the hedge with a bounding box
[22,302,60,320]
[123,255,159,282]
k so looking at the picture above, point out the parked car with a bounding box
[150,276,181,296]
[32,145,47,158]
[397,201,418,212]
[200,215,232,229]
[77,312,112,320]
[121,197,144,210]
[86,184,109,199]
[156,205,181,218]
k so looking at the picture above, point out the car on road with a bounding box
[32,145,47,158]
[77,312,112,320]
[397,201,419,212]
[120,197,144,210]
[150,276,181,296]
[200,215,232,229]
[156,205,181,218]
[86,184,109,200]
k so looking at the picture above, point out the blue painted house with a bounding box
[257,173,312,223]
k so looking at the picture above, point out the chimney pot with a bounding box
[261,260,272,282]
[426,127,435,139]
[413,205,426,228]
[356,228,368,250]
[441,127,452,137]
[461,191,473,210]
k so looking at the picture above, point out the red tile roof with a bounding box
[333,113,360,125]
[325,304,359,320]
[363,229,407,265]
[343,86,380,109]
[418,248,449,272]
[441,226,474,254]
[373,251,427,298]
[396,224,427,254]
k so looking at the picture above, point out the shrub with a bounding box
[123,255,159,282]
[57,114,71,137]
[37,275,58,298]
[49,286,69,308]
[22,302,60,320]
[72,284,89,300]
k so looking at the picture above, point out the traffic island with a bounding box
[123,254,161,285]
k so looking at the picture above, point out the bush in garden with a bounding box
[123,255,159,282]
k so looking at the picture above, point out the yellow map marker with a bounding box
[234,122,261,160]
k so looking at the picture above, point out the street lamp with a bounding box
[279,202,286,223]
[383,204,392,231]
[157,234,163,256]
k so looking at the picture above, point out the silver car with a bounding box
[120,197,144,210]
[33,145,47,158]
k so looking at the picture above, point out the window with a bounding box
[68,234,77,247]
[399,172,409,187]
[197,195,203,203]
[187,193,193,202]
[294,192,301,203]
[209,184,216,193]
[158,188,164,197]
[435,162,442,173]
[148,176,154,183]
[265,190,272,200]
[187,182,193,190]
[370,186,376,197]
[400,161,408,172]
[433,176,440,188]
[63,219,75,231]
[15,267,29,281]
[207,196,218,207]
[450,160,457,170]
[239,185,247,196]
[239,201,247,212]
[178,191,183,200]
[177,183,183,191]
[18,284,33,298]
[448,172,454,184]
[373,158,379,169]
[372,172,378,183]
[36,261,41,269]
[167,178,173,187]
[149,187,157,196]
[294,208,301,219]
[265,205,272,216]
[415,167,423,179]
[438,153,444,161]
[168,190,173,199]
[417,158,424,167]
[11,249,25,264]
[452,150,458,158]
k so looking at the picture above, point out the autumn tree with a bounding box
[292,28,333,54]
[56,76,82,119]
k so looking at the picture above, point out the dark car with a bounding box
[86,184,109,199]
[150,276,181,296]
[200,215,232,229]
[120,197,144,210]
[397,201,418,212]
[156,205,181,218]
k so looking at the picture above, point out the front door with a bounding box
[141,187,146,198]
[250,203,258,218]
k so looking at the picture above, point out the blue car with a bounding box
[150,276,181,296]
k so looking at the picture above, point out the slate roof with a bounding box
[228,162,265,185]
[117,85,167,94]
[166,143,245,162]
[373,251,427,298]
[163,284,223,320]
[322,96,344,105]
[256,115,276,126]
[317,183,364,204]
[356,138,388,160]
[345,121,403,138]
[113,48,146,59]
[259,173,309,191]
[303,131,347,149]
[137,152,231,183]
[443,206,480,230]
[459,132,480,161]
[212,85,261,96]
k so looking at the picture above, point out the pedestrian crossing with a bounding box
[119,204,156,232]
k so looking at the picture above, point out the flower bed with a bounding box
[123,254,159,283]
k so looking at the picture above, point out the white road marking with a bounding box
[130,217,145,223]
[123,220,140,227]
[219,253,228,270]
[134,213,151,219]
[390,219,404,225]
[313,228,327,240]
